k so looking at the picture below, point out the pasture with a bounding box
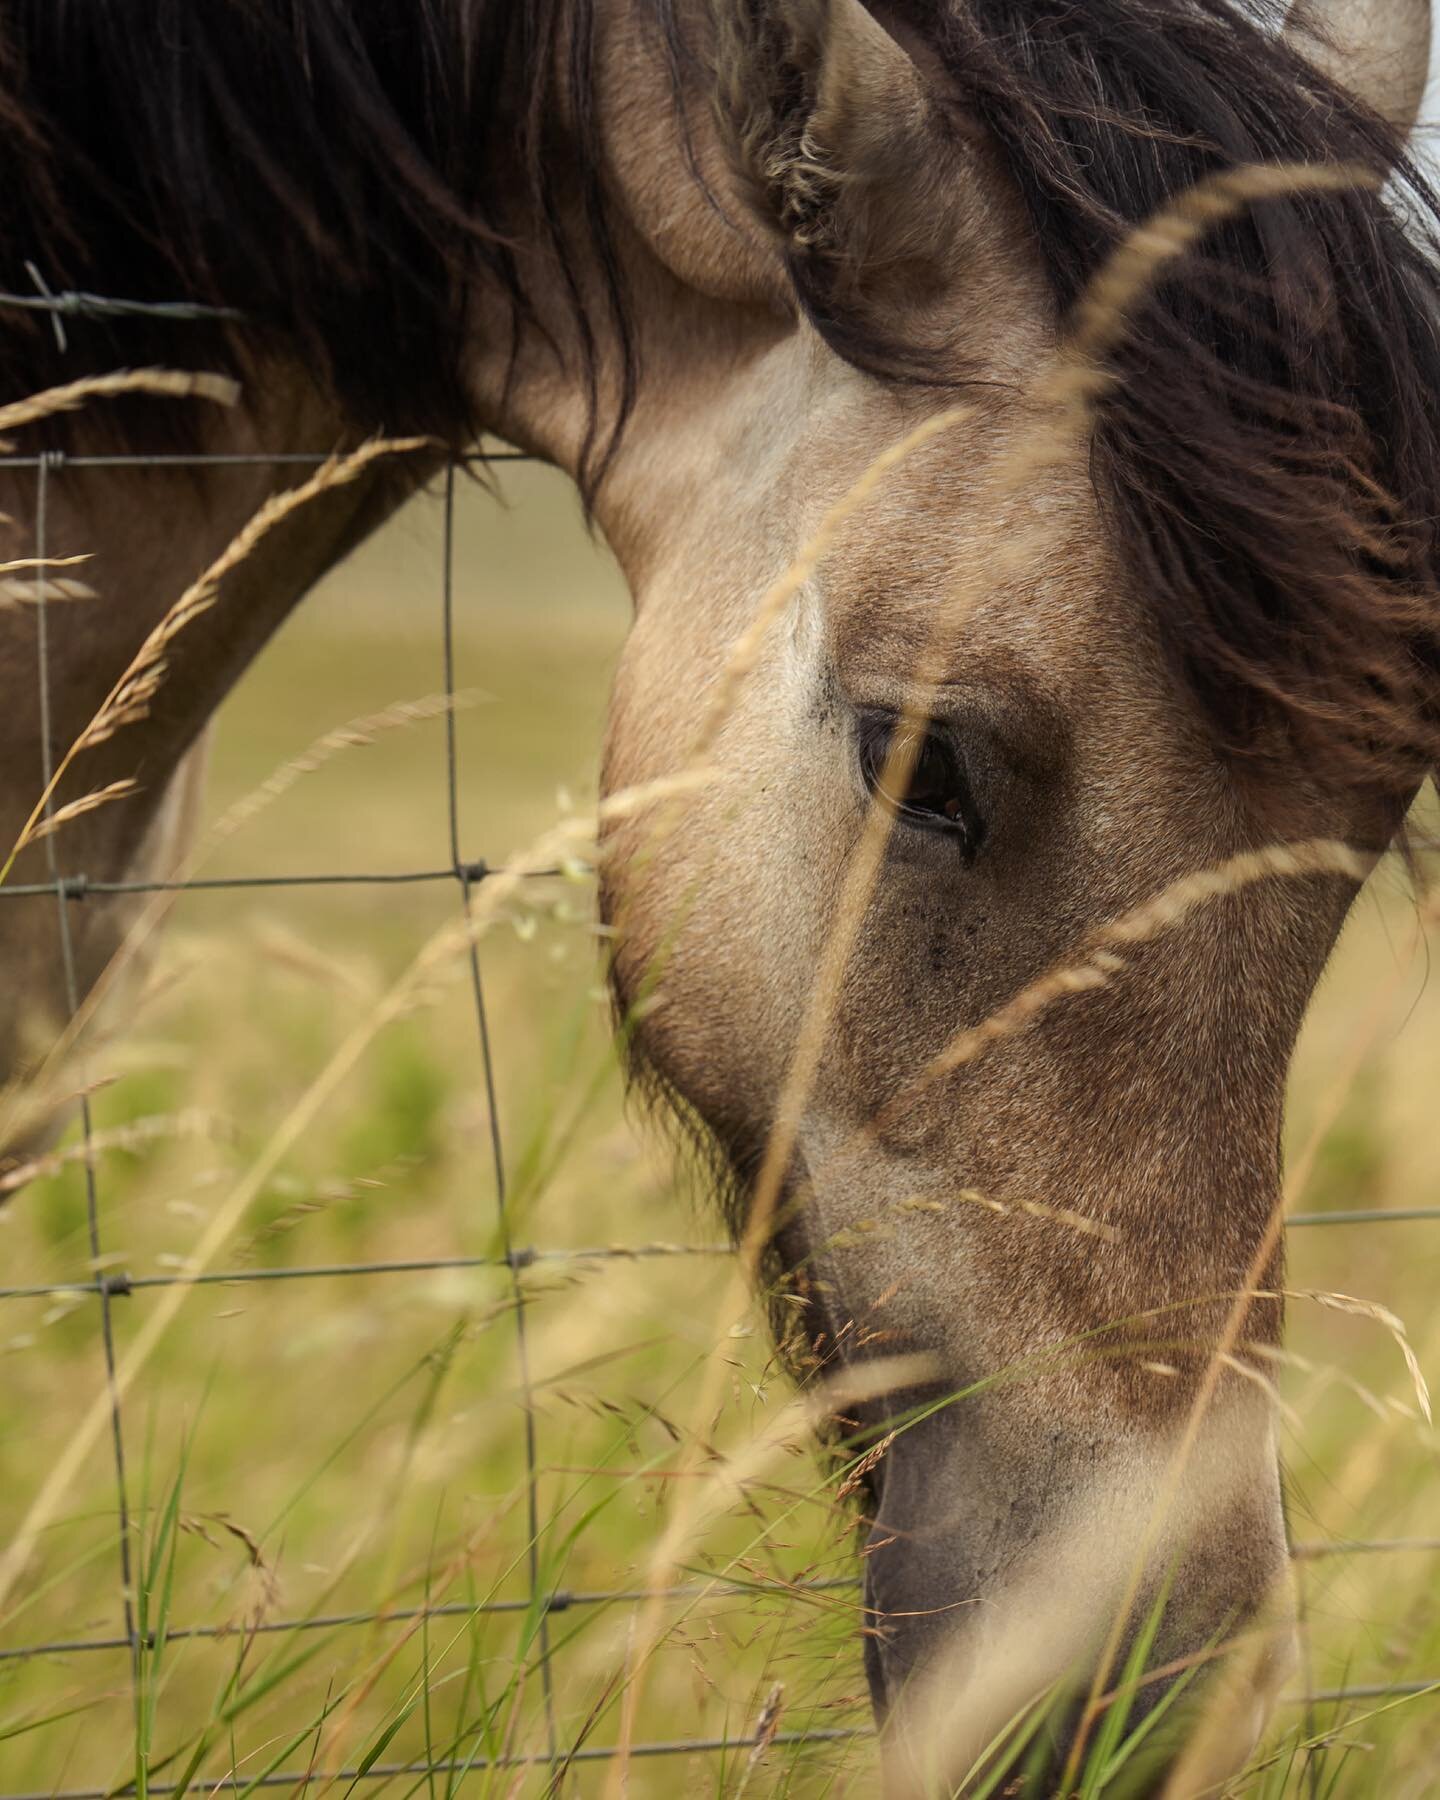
[0,463,1437,1796]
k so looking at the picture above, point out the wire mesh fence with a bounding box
[0,286,1435,1794]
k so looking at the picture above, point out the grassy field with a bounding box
[0,463,1437,1796]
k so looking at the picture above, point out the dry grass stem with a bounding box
[0,368,238,444]
[208,691,485,846]
[604,1352,933,1795]
[690,402,975,764]
[1215,1352,1302,1431]
[834,1429,897,1506]
[735,1681,785,1795]
[1258,1346,1410,1427]
[0,553,93,607]
[1281,1288,1433,1424]
[793,838,1370,1232]
[0,562,95,609]
[27,778,139,843]
[0,435,431,889]
[0,1107,222,1197]
[0,553,89,571]
[1070,164,1372,364]
[930,840,1369,1080]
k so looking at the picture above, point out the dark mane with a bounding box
[846,1,1440,795]
[0,0,633,491]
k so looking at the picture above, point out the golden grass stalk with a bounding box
[735,1682,785,1796]
[839,1184,1122,1244]
[248,917,379,1002]
[0,566,95,615]
[0,435,429,887]
[1284,1287,1432,1424]
[1069,163,1375,364]
[688,402,975,764]
[1315,1298,1440,1521]
[0,1107,221,1198]
[1267,1344,1417,1428]
[0,552,90,575]
[0,368,238,444]
[918,840,1369,1088]
[657,1351,934,1532]
[209,691,485,845]
[1215,1350,1302,1432]
[26,778,139,843]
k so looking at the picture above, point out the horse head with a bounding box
[584,0,1438,1785]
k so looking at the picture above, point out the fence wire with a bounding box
[0,288,1435,1795]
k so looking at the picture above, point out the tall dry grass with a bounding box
[0,165,1436,1799]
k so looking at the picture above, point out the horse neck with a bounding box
[466,0,803,589]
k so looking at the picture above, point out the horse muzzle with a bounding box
[857,1396,1297,1796]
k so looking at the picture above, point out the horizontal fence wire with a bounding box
[0,273,242,329]
[0,448,534,471]
[0,1244,732,1303]
[0,1209,1424,1306]
[4,1729,876,1800]
[0,287,1435,1782]
[0,1577,865,1665]
[4,1541,1434,1668]
[0,864,563,898]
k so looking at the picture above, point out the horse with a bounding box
[1,1,1437,1790]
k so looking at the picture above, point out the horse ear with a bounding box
[713,0,982,360]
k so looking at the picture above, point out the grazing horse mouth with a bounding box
[842,1378,1297,1793]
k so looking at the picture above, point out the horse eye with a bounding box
[856,712,984,854]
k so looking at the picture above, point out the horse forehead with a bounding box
[819,470,1154,703]
[803,392,1124,610]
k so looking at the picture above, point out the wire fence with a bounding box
[0,285,1435,1794]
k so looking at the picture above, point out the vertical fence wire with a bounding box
[31,450,139,1683]
[440,462,560,1761]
